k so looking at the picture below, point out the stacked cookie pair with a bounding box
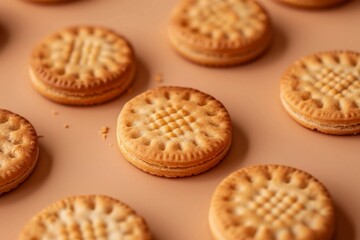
[281,51,360,135]
[30,26,136,106]
[168,0,272,66]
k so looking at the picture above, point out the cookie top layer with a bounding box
[20,195,152,240]
[30,26,135,93]
[281,51,360,124]
[0,110,38,188]
[117,86,232,168]
[169,0,271,52]
[210,165,335,240]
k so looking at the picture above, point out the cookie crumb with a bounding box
[37,135,44,139]
[154,73,163,83]
[109,143,113,147]
[99,126,109,140]
[100,127,109,134]
[64,124,69,129]
[52,110,58,116]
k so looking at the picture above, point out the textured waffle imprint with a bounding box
[32,27,133,88]
[213,166,334,240]
[147,105,196,139]
[20,196,151,240]
[0,110,37,181]
[174,0,268,43]
[119,87,232,164]
[283,51,360,117]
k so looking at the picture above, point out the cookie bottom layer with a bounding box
[275,0,347,8]
[29,65,135,106]
[281,94,360,135]
[0,146,39,195]
[117,136,232,178]
[169,33,271,67]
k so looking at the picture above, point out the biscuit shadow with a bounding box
[272,0,353,11]
[90,57,149,109]
[333,202,356,240]
[194,123,249,179]
[114,57,150,104]
[339,0,360,11]
[0,142,52,204]
[21,0,92,6]
[0,22,9,52]
[250,24,287,67]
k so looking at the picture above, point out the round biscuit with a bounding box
[19,195,152,240]
[117,86,232,177]
[0,109,39,195]
[168,0,272,66]
[30,26,136,105]
[209,165,335,240]
[280,50,360,135]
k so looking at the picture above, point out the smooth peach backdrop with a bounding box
[0,0,359,239]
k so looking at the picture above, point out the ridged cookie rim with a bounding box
[169,28,272,66]
[118,129,232,177]
[29,62,136,106]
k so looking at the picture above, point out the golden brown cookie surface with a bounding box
[280,51,360,134]
[30,26,136,105]
[168,0,272,66]
[117,86,232,177]
[209,165,335,240]
[0,109,39,195]
[20,195,152,240]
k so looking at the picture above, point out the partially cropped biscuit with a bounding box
[168,0,272,67]
[0,109,39,195]
[209,165,335,240]
[117,86,232,177]
[30,26,136,105]
[274,0,347,8]
[19,195,152,240]
[280,50,360,135]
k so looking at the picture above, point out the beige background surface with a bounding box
[0,0,359,239]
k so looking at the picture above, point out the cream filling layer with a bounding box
[117,131,232,174]
[169,31,271,63]
[29,65,135,99]
[280,94,360,131]
[0,146,39,194]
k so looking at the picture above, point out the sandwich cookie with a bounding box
[209,165,335,240]
[0,109,39,195]
[280,51,360,135]
[168,0,272,66]
[30,26,136,105]
[117,86,232,177]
